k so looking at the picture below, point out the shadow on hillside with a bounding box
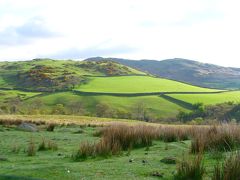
[160,94,193,110]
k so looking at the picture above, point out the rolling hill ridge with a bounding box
[0,58,239,122]
[85,57,240,90]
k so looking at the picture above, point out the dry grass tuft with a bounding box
[174,154,205,180]
[212,151,240,180]
[27,138,36,156]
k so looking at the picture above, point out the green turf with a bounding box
[0,125,224,180]
[75,76,221,93]
[168,91,240,105]
[25,92,188,119]
[0,90,41,102]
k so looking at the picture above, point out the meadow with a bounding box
[169,91,240,105]
[0,117,240,179]
[24,92,187,119]
[0,90,41,102]
[74,76,221,93]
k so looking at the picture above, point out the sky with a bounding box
[0,0,240,67]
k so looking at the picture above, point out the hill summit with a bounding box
[0,59,145,92]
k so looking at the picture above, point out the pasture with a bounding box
[74,76,220,93]
[0,117,239,179]
[169,91,240,105]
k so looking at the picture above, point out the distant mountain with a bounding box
[85,57,240,89]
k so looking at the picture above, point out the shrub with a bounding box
[174,154,205,180]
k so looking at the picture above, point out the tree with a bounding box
[24,98,44,114]
[95,102,116,118]
[7,96,21,114]
[67,101,85,115]
[132,102,149,121]
[52,104,66,114]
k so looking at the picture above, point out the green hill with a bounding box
[0,58,237,122]
[168,91,240,105]
[74,76,220,94]
[86,57,240,90]
[23,92,188,119]
[0,59,145,91]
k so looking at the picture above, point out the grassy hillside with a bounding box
[1,59,238,122]
[0,59,145,91]
[168,91,240,105]
[24,92,188,119]
[0,90,41,102]
[75,76,220,93]
[86,57,240,90]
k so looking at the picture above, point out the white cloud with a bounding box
[0,0,240,67]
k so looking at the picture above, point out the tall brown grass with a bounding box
[174,154,205,180]
[72,125,155,161]
[27,138,36,156]
[212,151,240,180]
[38,138,58,151]
[191,125,240,153]
[73,123,240,160]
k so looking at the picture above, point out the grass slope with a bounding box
[0,59,146,91]
[25,92,188,119]
[0,90,41,102]
[169,91,240,105]
[75,76,220,93]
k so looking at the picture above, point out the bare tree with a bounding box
[132,101,149,121]
[67,101,85,115]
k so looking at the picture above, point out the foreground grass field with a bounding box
[75,76,220,93]
[0,117,239,180]
[0,125,185,179]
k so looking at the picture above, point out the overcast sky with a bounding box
[0,0,240,67]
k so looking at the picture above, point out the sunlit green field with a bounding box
[75,76,220,93]
[0,90,41,101]
[169,91,240,105]
[25,92,188,118]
